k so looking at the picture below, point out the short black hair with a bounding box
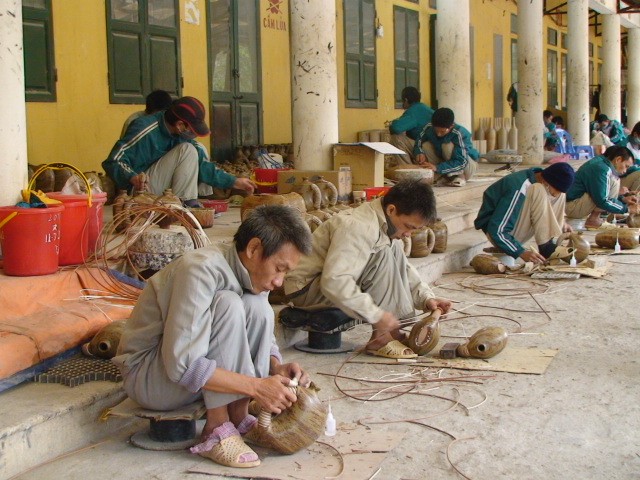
[234,205,312,258]
[401,86,421,105]
[432,108,455,128]
[552,115,564,126]
[632,121,640,136]
[145,90,173,114]
[604,145,633,162]
[382,179,437,224]
[597,113,609,123]
[543,110,553,119]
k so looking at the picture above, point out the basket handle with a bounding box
[28,163,92,207]
[0,211,18,231]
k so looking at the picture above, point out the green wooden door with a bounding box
[208,0,262,162]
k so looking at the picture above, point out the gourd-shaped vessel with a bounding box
[410,227,435,258]
[474,118,486,142]
[241,192,306,221]
[313,176,339,213]
[485,118,497,152]
[245,380,328,454]
[556,231,590,263]
[508,117,518,150]
[292,177,322,212]
[431,218,448,253]
[30,163,55,192]
[470,254,507,274]
[304,213,323,232]
[627,214,640,228]
[457,326,508,359]
[98,172,116,204]
[595,228,640,250]
[401,236,412,257]
[155,188,183,228]
[406,308,441,356]
[81,321,126,359]
[54,167,74,191]
[497,117,509,150]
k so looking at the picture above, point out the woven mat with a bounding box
[34,354,122,387]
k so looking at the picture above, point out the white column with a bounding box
[0,0,29,205]
[517,0,543,164]
[435,0,471,130]
[566,0,590,145]
[627,28,640,129]
[289,0,338,170]
[601,14,621,121]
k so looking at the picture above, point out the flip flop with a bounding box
[449,177,466,187]
[197,434,261,468]
[366,339,417,359]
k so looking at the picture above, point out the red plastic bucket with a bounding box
[44,193,90,265]
[49,192,107,255]
[0,205,64,276]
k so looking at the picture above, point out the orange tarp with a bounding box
[0,267,133,380]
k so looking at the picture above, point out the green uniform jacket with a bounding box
[590,119,627,146]
[474,168,543,258]
[389,102,434,140]
[413,123,479,176]
[566,155,627,214]
[622,136,640,176]
[103,111,236,191]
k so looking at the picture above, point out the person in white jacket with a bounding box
[284,180,452,359]
[113,205,312,469]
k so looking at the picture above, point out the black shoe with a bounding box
[537,240,557,259]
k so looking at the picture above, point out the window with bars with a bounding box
[547,49,558,108]
[23,0,56,102]
[393,6,419,108]
[106,0,181,104]
[344,0,377,108]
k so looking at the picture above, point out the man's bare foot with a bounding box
[366,331,394,352]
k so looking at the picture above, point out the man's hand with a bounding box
[271,362,310,388]
[253,375,297,415]
[562,222,574,233]
[129,173,148,192]
[520,250,546,264]
[233,177,257,194]
[628,203,640,215]
[375,311,401,336]
[620,186,630,195]
[622,195,638,205]
[415,153,427,166]
[424,297,452,314]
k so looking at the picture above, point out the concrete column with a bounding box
[627,29,640,129]
[566,0,590,145]
[517,0,543,164]
[435,0,471,130]
[0,1,29,205]
[601,14,621,121]
[289,0,338,170]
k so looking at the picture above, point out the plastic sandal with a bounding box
[366,339,417,359]
[197,434,261,468]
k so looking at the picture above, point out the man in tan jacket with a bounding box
[284,180,451,359]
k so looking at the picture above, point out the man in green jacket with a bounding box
[474,162,575,264]
[620,121,640,192]
[590,114,627,147]
[414,107,479,187]
[388,86,434,164]
[103,96,256,207]
[565,146,639,228]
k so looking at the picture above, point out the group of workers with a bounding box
[104,90,640,470]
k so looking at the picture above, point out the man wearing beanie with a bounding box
[104,96,256,207]
[474,162,576,264]
[565,146,639,229]
[413,107,479,187]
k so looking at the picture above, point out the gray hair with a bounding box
[234,205,312,257]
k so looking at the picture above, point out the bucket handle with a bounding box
[28,163,92,207]
[0,211,18,230]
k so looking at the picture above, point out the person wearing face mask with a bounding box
[283,180,452,359]
[620,122,640,192]
[413,107,479,187]
[113,205,312,469]
[565,146,640,229]
[474,162,576,264]
[103,96,256,206]
[590,114,627,148]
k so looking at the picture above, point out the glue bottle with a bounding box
[325,404,336,436]
[614,234,621,254]
[569,252,577,267]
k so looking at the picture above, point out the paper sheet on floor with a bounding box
[187,425,405,480]
[356,346,558,375]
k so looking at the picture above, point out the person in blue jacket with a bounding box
[103,96,256,207]
[474,162,575,264]
[620,121,640,192]
[388,87,434,164]
[414,107,479,187]
[590,114,627,147]
[565,146,639,229]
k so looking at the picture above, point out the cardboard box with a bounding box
[333,142,405,190]
[277,167,352,202]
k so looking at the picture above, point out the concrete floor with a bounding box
[10,226,640,480]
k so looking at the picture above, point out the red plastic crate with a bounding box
[364,186,390,201]
[200,199,229,212]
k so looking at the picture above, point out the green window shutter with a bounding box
[107,0,181,104]
[23,1,56,102]
[344,0,377,109]
[394,6,419,108]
